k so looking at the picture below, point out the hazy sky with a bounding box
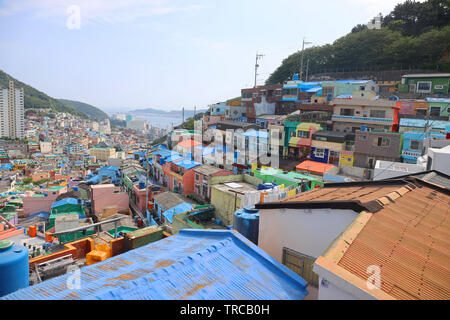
[0,0,413,112]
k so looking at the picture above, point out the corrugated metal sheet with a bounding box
[2,230,308,300]
[333,186,450,300]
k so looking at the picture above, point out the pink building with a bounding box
[21,187,67,217]
[91,184,129,215]
[132,184,164,212]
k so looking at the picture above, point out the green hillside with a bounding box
[58,99,109,121]
[266,0,450,84]
[0,69,85,117]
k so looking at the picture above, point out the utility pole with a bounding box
[145,150,150,226]
[305,59,310,82]
[422,105,431,156]
[182,107,184,128]
[299,38,312,81]
[254,52,264,88]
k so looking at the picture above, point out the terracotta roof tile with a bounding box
[317,185,450,300]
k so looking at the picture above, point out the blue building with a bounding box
[402,131,445,163]
[208,102,226,116]
[3,230,309,300]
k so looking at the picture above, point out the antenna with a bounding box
[254,51,265,88]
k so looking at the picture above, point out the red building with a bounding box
[241,84,283,122]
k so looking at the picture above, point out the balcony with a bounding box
[332,115,393,124]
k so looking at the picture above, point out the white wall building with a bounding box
[0,81,25,139]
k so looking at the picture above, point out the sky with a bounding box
[0,0,414,112]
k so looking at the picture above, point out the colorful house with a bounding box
[286,122,323,160]
[162,157,202,195]
[398,73,450,94]
[192,164,233,202]
[310,131,355,166]
[426,98,450,117]
[401,131,446,164]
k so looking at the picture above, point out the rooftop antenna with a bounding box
[254,51,265,88]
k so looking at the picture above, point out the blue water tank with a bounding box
[139,181,146,189]
[233,206,259,245]
[0,241,29,297]
[73,186,79,191]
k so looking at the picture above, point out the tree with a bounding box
[351,24,368,33]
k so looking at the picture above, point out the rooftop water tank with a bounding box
[139,181,145,189]
[233,206,259,245]
[0,241,29,297]
[73,186,79,191]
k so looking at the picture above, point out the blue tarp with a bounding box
[162,202,193,224]
[0,164,13,171]
[51,198,81,209]
[2,229,309,300]
[173,159,202,170]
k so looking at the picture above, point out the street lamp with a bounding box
[299,38,312,81]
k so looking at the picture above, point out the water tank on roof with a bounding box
[233,206,260,245]
[139,181,145,189]
[0,241,29,297]
[73,186,79,191]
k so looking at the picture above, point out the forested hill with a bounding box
[266,0,450,85]
[58,99,109,121]
[0,70,85,117]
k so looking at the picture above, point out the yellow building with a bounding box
[89,147,116,162]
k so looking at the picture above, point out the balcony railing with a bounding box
[332,115,393,123]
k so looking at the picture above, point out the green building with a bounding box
[253,167,323,189]
[398,73,450,94]
[426,98,450,117]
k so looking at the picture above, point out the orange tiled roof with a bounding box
[176,139,202,148]
[315,183,450,300]
[295,160,336,175]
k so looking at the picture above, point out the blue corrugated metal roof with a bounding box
[162,202,193,224]
[400,118,450,129]
[152,149,172,157]
[2,230,309,300]
[425,97,450,103]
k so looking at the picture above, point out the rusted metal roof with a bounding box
[315,185,450,300]
[2,230,308,300]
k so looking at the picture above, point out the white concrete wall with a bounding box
[318,277,359,300]
[258,208,358,262]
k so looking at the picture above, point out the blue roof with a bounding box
[400,118,450,129]
[162,202,193,224]
[241,129,269,138]
[51,198,81,208]
[152,149,172,157]
[0,163,12,171]
[2,230,308,300]
[425,98,450,103]
[165,153,184,163]
[99,166,119,172]
[174,158,202,170]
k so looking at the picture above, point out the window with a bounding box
[253,93,258,98]
[410,140,421,150]
[373,137,390,147]
[416,81,432,93]
[340,108,354,116]
[290,131,296,137]
[370,110,386,118]
[241,92,252,99]
[268,90,273,97]
[282,248,318,287]
[434,85,444,90]
[359,135,367,141]
[430,106,441,116]
[314,148,325,158]
[195,174,200,181]
[297,130,310,138]
[283,88,298,96]
[275,89,282,96]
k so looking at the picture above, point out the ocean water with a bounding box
[129,114,183,129]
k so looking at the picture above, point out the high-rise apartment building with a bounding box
[0,80,25,139]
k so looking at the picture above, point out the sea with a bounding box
[128,113,183,130]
